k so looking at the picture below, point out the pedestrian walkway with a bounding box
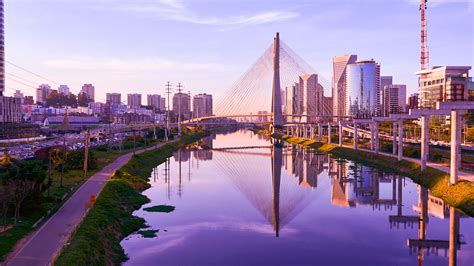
[5,142,172,266]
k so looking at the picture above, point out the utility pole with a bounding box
[165,82,172,141]
[177,83,183,136]
[83,129,90,179]
[60,135,66,187]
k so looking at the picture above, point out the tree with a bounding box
[78,92,92,107]
[2,160,47,224]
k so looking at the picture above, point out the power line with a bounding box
[6,60,61,85]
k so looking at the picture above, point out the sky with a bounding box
[4,0,474,103]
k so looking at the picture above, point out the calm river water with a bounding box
[121,130,474,266]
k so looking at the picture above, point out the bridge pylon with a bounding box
[271,32,284,132]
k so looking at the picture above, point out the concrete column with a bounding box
[450,110,461,184]
[328,123,332,144]
[421,115,430,171]
[374,122,379,154]
[449,206,459,266]
[392,122,397,155]
[318,124,322,142]
[338,122,343,147]
[370,123,374,150]
[398,119,403,161]
[354,122,358,150]
[310,125,314,139]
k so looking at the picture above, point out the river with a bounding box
[121,130,474,266]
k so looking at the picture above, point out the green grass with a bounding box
[55,131,209,265]
[143,205,175,213]
[269,132,474,217]
[0,138,164,262]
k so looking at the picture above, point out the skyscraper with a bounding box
[193,93,213,118]
[299,74,323,123]
[127,93,142,108]
[36,84,52,105]
[333,55,357,119]
[0,0,3,96]
[147,94,164,110]
[0,0,21,123]
[80,84,95,102]
[382,84,407,116]
[346,60,381,118]
[58,85,70,95]
[172,92,191,120]
[408,93,420,110]
[106,93,121,105]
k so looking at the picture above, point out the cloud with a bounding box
[43,56,222,71]
[102,0,299,27]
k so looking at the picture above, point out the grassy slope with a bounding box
[270,132,474,217]
[55,132,208,265]
[0,140,161,262]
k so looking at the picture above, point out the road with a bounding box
[4,142,170,266]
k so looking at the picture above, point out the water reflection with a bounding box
[125,131,472,265]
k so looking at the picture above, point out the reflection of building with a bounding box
[329,160,397,209]
[346,60,381,118]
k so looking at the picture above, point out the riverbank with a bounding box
[55,131,210,265]
[264,131,474,217]
[0,136,164,262]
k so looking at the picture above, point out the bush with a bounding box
[65,150,97,170]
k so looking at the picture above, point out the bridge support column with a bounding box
[392,122,397,155]
[450,110,461,184]
[328,123,332,144]
[338,122,343,147]
[318,124,322,142]
[421,115,429,171]
[370,123,374,150]
[398,119,403,161]
[374,122,379,154]
[310,125,314,139]
[354,122,358,150]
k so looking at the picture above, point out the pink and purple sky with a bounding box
[5,0,473,102]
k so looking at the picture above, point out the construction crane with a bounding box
[420,0,429,71]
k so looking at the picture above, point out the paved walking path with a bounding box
[5,143,171,266]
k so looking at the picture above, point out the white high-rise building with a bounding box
[333,55,357,119]
[106,93,121,105]
[14,90,24,104]
[192,93,213,118]
[299,74,323,123]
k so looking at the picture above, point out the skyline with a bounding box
[4,0,474,102]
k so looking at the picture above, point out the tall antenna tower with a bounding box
[420,0,429,71]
